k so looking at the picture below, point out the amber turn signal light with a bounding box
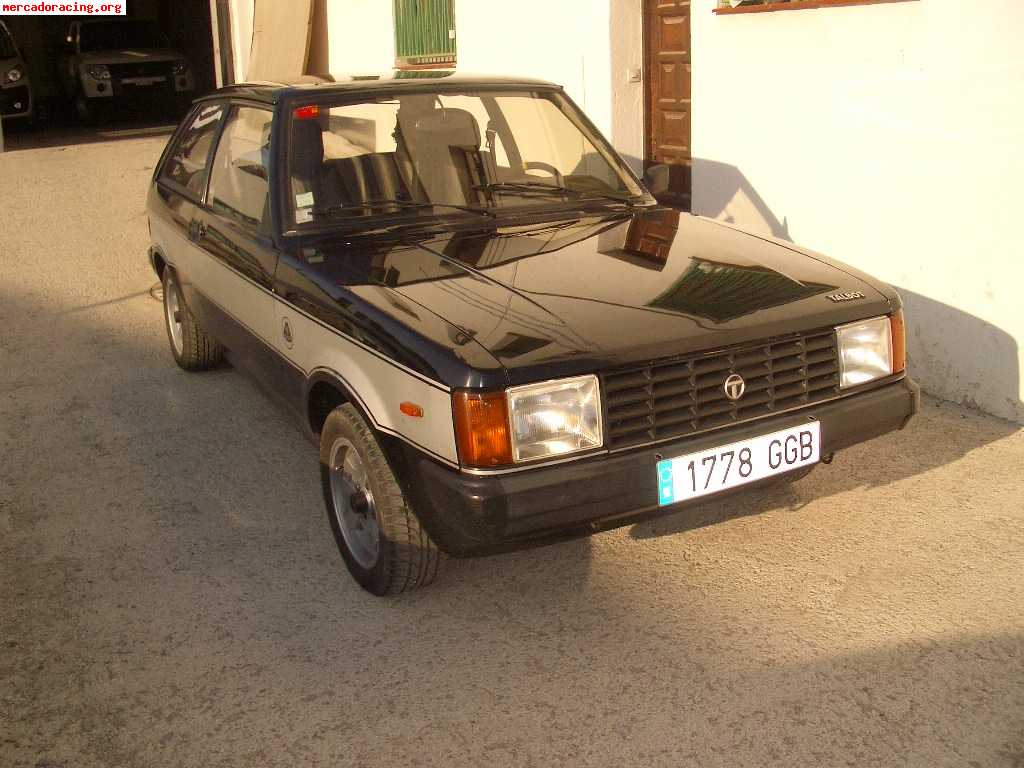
[400,402,424,418]
[452,391,513,467]
[890,310,907,374]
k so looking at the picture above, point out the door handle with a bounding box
[189,220,207,241]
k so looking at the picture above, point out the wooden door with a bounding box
[644,0,692,210]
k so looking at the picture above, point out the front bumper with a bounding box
[395,377,920,557]
[80,71,194,100]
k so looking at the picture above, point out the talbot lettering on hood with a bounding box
[827,291,866,303]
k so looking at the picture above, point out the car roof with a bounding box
[200,71,562,106]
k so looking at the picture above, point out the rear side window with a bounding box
[160,103,225,198]
[208,106,273,230]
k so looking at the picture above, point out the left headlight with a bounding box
[171,60,190,75]
[507,375,603,462]
[836,313,905,388]
[5,65,23,83]
[452,374,604,468]
[86,65,111,80]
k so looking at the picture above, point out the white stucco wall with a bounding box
[609,0,645,175]
[229,0,254,83]
[455,0,613,140]
[319,0,396,72]
[690,0,1024,423]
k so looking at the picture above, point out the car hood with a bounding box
[301,209,896,386]
[77,49,182,65]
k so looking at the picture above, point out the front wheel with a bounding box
[320,404,443,596]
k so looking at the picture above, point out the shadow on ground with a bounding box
[898,287,1022,424]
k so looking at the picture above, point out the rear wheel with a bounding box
[320,404,443,596]
[162,268,222,371]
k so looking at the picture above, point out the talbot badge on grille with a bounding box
[723,374,746,401]
[827,291,866,303]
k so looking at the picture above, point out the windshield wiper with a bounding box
[312,198,494,219]
[473,181,639,206]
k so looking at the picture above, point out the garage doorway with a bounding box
[643,0,692,210]
[1,1,217,151]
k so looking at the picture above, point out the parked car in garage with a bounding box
[146,73,920,596]
[0,19,33,123]
[59,19,195,122]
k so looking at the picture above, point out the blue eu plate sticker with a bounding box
[657,459,675,507]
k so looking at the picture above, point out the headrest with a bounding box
[291,119,325,179]
[412,108,481,150]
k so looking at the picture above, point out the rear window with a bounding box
[159,104,225,199]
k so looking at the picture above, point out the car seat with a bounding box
[398,107,485,206]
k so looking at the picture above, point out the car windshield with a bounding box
[80,21,169,52]
[287,89,648,226]
[0,24,16,59]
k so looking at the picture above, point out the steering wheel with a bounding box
[523,161,564,186]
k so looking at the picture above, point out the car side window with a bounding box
[159,103,225,199]
[207,106,273,232]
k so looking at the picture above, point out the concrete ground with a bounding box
[1,128,1023,768]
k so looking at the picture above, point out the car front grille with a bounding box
[602,328,841,450]
[109,61,171,79]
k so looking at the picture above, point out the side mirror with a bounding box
[643,163,670,196]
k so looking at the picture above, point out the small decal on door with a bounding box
[281,317,294,349]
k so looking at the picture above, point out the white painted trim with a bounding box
[150,214,461,466]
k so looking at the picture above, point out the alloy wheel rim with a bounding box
[164,278,184,356]
[329,437,380,569]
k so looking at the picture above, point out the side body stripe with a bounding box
[151,214,460,467]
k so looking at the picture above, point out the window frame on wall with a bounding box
[714,0,915,14]
[393,0,457,70]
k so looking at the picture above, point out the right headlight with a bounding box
[836,312,906,389]
[5,65,23,83]
[86,65,111,80]
[452,374,603,468]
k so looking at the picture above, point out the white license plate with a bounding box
[656,421,820,507]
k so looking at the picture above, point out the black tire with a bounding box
[161,268,223,371]
[320,404,443,596]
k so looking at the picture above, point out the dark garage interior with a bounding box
[1,0,216,147]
